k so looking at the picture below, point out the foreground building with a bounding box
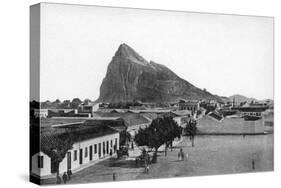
[31,122,120,179]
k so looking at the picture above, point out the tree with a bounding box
[83,99,92,105]
[185,119,197,147]
[161,115,182,150]
[71,98,82,108]
[60,100,71,108]
[134,116,182,162]
[43,131,74,175]
[119,130,131,146]
[54,99,61,104]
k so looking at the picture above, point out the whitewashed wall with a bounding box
[58,132,120,174]
[31,152,51,177]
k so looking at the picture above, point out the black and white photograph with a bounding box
[29,2,274,186]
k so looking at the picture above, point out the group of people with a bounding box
[56,169,72,184]
[141,147,188,174]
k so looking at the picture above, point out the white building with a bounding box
[171,110,191,128]
[34,109,48,118]
[78,102,100,117]
[178,100,200,111]
[31,124,120,179]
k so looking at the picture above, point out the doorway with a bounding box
[67,152,71,170]
[89,146,93,161]
[79,148,83,165]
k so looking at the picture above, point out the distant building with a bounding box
[34,109,48,118]
[232,106,268,118]
[178,100,200,111]
[94,111,151,138]
[48,109,80,118]
[239,108,265,118]
[207,111,224,122]
[171,110,191,128]
[78,102,100,116]
[31,122,120,179]
[138,102,156,108]
[128,109,172,114]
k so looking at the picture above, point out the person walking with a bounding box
[185,152,189,161]
[178,148,184,161]
[56,174,62,184]
[145,159,150,173]
[252,159,255,170]
[144,153,150,173]
[113,173,116,181]
[62,172,68,184]
[67,169,72,180]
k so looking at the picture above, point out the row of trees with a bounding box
[134,115,182,162]
[41,98,88,109]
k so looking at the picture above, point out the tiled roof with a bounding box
[94,112,150,126]
[40,118,88,127]
[233,106,268,112]
[172,110,191,116]
[208,111,223,121]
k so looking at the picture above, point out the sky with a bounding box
[39,3,274,102]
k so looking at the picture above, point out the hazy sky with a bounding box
[40,3,274,102]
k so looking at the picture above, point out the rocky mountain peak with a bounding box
[98,43,223,103]
[114,43,148,66]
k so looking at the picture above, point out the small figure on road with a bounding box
[56,174,61,184]
[62,172,68,184]
[178,148,185,161]
[185,152,189,161]
[131,141,134,150]
[67,169,72,180]
[252,159,255,170]
[144,153,150,173]
[144,161,150,173]
[113,173,116,181]
[165,145,168,156]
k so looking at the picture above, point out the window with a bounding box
[98,143,101,157]
[85,147,88,157]
[89,146,93,161]
[38,156,43,168]
[94,144,97,154]
[74,150,77,161]
[106,141,109,154]
[103,142,105,155]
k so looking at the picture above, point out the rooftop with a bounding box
[172,110,192,117]
[95,112,150,126]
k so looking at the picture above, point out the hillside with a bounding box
[97,43,223,103]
